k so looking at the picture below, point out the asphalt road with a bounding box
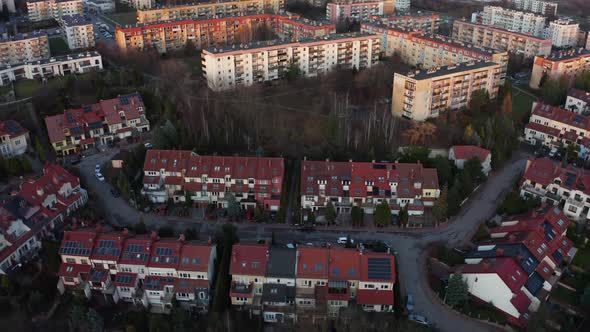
[78,150,528,332]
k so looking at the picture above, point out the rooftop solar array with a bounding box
[90,270,105,282]
[145,277,175,289]
[59,241,91,256]
[122,244,149,262]
[525,272,544,296]
[181,257,201,265]
[115,274,134,284]
[94,240,121,257]
[367,257,392,280]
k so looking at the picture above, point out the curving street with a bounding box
[78,150,528,331]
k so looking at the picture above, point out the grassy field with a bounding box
[14,78,63,99]
[49,37,71,56]
[573,246,590,269]
[105,12,137,26]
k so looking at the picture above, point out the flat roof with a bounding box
[0,51,100,71]
[454,20,551,43]
[0,30,47,42]
[544,48,590,61]
[402,61,499,80]
[59,14,92,27]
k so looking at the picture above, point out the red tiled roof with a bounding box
[525,122,561,137]
[144,275,175,291]
[19,164,81,215]
[356,289,394,305]
[296,246,329,279]
[59,229,97,257]
[523,158,590,195]
[229,243,269,276]
[147,239,182,269]
[59,263,91,279]
[510,291,531,318]
[90,231,128,261]
[0,120,28,139]
[451,145,491,162]
[118,236,153,265]
[531,102,590,131]
[178,243,213,272]
[174,278,208,293]
[328,247,360,280]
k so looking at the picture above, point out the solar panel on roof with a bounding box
[332,268,340,277]
[367,257,392,280]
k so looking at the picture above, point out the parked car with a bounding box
[337,236,353,244]
[95,164,101,172]
[408,314,429,326]
[406,294,415,312]
[95,173,105,182]
[144,142,153,149]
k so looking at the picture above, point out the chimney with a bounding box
[531,210,538,218]
[122,228,129,236]
[496,248,504,256]
[178,234,186,242]
[482,261,491,270]
[150,231,158,240]
[95,224,103,234]
[208,236,212,246]
[508,234,517,242]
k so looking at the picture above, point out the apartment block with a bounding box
[394,0,410,11]
[392,61,502,121]
[0,120,29,158]
[544,19,579,48]
[83,0,115,14]
[58,14,95,50]
[0,31,50,66]
[368,12,440,34]
[202,32,380,91]
[0,164,87,274]
[325,0,395,24]
[45,92,149,156]
[115,14,335,54]
[452,20,552,59]
[300,159,440,216]
[472,6,546,37]
[57,229,217,311]
[136,0,285,24]
[119,0,153,9]
[513,0,558,16]
[529,48,590,89]
[231,243,396,321]
[458,207,575,327]
[142,150,284,210]
[26,0,84,22]
[520,158,590,222]
[361,22,508,82]
[0,51,103,86]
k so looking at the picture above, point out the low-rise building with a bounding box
[58,14,95,50]
[520,158,590,222]
[300,159,440,215]
[473,6,546,37]
[513,0,558,16]
[0,31,50,66]
[529,48,590,89]
[119,0,153,9]
[545,19,579,48]
[26,0,84,22]
[368,12,440,34]
[295,245,329,315]
[45,92,149,156]
[458,207,575,327]
[565,88,590,114]
[136,0,284,24]
[0,52,103,86]
[202,32,380,91]
[142,150,284,210]
[0,120,29,158]
[325,0,395,23]
[263,245,297,322]
[449,145,492,176]
[229,243,269,309]
[452,20,552,59]
[392,61,502,121]
[115,14,335,54]
[83,0,115,14]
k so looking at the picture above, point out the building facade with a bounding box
[472,6,546,37]
[0,51,103,86]
[449,145,492,176]
[513,0,558,16]
[0,120,29,158]
[452,20,552,59]
[544,19,579,48]
[529,48,590,89]
[0,32,50,66]
[119,0,153,9]
[142,150,284,210]
[300,159,440,215]
[392,61,502,121]
[58,15,95,50]
[26,0,84,22]
[45,92,149,155]
[325,0,395,23]
[83,0,115,14]
[202,32,380,91]
[565,89,590,114]
[136,0,285,24]
[368,13,440,34]
[115,14,335,54]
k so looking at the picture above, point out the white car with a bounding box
[337,236,353,244]
[95,173,105,182]
[408,314,429,326]
[144,142,153,149]
[95,164,101,172]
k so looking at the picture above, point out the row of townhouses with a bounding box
[530,48,590,89]
[229,243,396,323]
[0,120,29,159]
[456,206,576,327]
[0,52,103,86]
[115,14,336,54]
[0,164,87,274]
[519,158,590,223]
[201,32,380,91]
[56,229,217,312]
[44,92,150,156]
[136,0,285,24]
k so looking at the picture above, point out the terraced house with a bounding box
[57,229,217,312]
[142,150,284,211]
[44,92,149,156]
[300,159,440,216]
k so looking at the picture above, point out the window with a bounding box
[568,205,578,213]
[66,258,75,263]
[199,292,206,300]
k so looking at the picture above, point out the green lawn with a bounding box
[14,78,63,99]
[551,285,579,306]
[49,37,71,56]
[105,12,137,26]
[572,246,590,269]
[512,89,537,125]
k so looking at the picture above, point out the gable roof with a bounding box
[296,246,329,279]
[229,243,269,276]
[0,120,28,139]
[328,247,360,280]
[178,242,213,272]
[267,245,296,278]
[147,238,182,268]
[59,229,96,257]
[451,145,491,162]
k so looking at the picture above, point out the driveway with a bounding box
[78,149,529,331]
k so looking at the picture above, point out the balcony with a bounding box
[230,282,254,298]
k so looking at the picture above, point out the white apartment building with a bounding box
[119,0,154,9]
[326,0,395,23]
[58,15,95,50]
[392,61,502,121]
[0,31,50,66]
[473,6,546,37]
[544,20,579,48]
[513,0,558,16]
[394,0,410,11]
[0,120,29,158]
[565,89,590,114]
[0,52,103,86]
[83,0,115,13]
[202,32,380,91]
[26,0,84,22]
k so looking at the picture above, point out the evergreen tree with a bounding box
[351,206,364,227]
[399,205,409,227]
[433,185,448,223]
[86,308,104,332]
[374,201,392,227]
[226,193,241,221]
[325,201,336,225]
[445,272,469,307]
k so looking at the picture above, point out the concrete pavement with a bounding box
[77,149,528,332]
